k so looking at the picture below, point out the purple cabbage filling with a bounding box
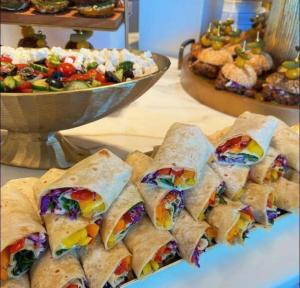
[267,210,278,224]
[226,80,246,89]
[141,171,160,185]
[27,233,47,247]
[128,203,145,224]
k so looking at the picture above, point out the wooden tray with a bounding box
[1,6,124,30]
[180,54,300,126]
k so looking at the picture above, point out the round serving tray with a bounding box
[180,54,299,125]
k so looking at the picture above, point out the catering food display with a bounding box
[0,47,159,93]
[31,0,69,14]
[73,0,116,17]
[0,0,30,11]
[65,30,94,50]
[1,111,299,287]
[18,26,48,48]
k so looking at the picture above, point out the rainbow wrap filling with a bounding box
[198,182,227,221]
[216,136,264,165]
[191,227,218,267]
[142,241,178,276]
[103,256,132,288]
[1,233,47,281]
[227,206,254,245]
[107,203,145,249]
[56,220,101,257]
[266,193,278,225]
[265,155,288,182]
[40,188,105,220]
[141,168,196,191]
[156,190,184,230]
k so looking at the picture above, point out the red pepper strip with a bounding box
[71,189,96,201]
[0,56,12,63]
[8,238,25,254]
[66,285,79,288]
[15,64,28,70]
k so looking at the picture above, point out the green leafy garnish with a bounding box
[60,197,80,214]
[235,47,251,60]
[118,61,134,72]
[56,249,68,256]
[12,250,35,277]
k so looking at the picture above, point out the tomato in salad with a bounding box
[57,63,76,77]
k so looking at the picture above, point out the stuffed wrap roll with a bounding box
[80,240,133,288]
[0,274,30,288]
[241,183,278,225]
[270,178,299,212]
[126,151,184,230]
[1,183,47,281]
[185,165,226,221]
[249,147,288,184]
[31,251,88,288]
[171,210,217,267]
[285,168,299,184]
[141,123,213,191]
[215,112,278,165]
[101,184,145,249]
[38,149,132,220]
[124,217,178,278]
[207,202,254,245]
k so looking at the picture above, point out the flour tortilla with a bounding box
[185,165,223,221]
[285,168,299,184]
[209,160,249,200]
[142,123,214,187]
[1,182,45,253]
[101,184,143,249]
[171,210,209,264]
[80,239,131,288]
[215,111,278,165]
[207,201,245,244]
[31,251,86,288]
[241,183,273,226]
[124,217,175,278]
[0,275,30,288]
[38,149,132,216]
[249,147,282,184]
[270,178,299,212]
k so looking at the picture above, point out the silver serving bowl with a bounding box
[1,50,170,169]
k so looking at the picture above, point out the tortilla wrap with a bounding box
[185,165,224,221]
[38,149,132,216]
[31,251,86,288]
[142,123,213,190]
[124,217,175,278]
[207,201,245,244]
[80,239,131,288]
[209,160,249,200]
[249,147,283,184]
[101,184,144,249]
[171,210,209,264]
[241,183,274,226]
[215,111,278,165]
[285,168,299,184]
[270,178,299,212]
[0,275,30,288]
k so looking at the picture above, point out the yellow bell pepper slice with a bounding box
[232,188,245,201]
[247,140,264,158]
[150,260,159,271]
[80,200,105,218]
[77,236,92,246]
[142,263,153,275]
[107,234,115,249]
[62,228,87,249]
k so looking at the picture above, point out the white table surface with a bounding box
[1,58,299,288]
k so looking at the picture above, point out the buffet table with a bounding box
[1,58,299,288]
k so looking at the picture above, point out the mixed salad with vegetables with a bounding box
[264,155,288,182]
[40,188,105,220]
[0,233,47,280]
[107,203,145,249]
[216,136,264,165]
[141,168,196,191]
[142,241,178,276]
[0,47,158,93]
[198,182,227,221]
[103,256,132,288]
[156,190,184,230]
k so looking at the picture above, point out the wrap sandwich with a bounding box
[207,201,254,245]
[185,165,226,221]
[215,111,278,165]
[249,147,288,184]
[1,183,47,281]
[270,177,299,212]
[80,239,133,288]
[171,210,217,267]
[126,151,184,230]
[241,183,278,226]
[31,251,87,288]
[141,123,213,191]
[0,274,30,288]
[101,184,145,250]
[124,217,178,278]
[38,149,132,220]
[285,168,299,184]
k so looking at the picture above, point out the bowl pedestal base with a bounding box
[1,131,90,169]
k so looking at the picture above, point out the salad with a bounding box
[0,47,158,93]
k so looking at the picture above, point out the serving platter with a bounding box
[180,54,299,126]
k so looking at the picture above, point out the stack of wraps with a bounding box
[124,217,178,278]
[1,180,47,282]
[34,149,132,258]
[80,239,132,288]
[31,251,87,288]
